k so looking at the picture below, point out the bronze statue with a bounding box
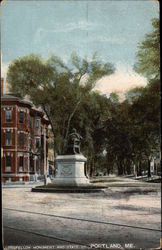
[66,128,83,154]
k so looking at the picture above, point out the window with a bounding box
[5,110,12,122]
[5,156,11,171]
[24,157,28,171]
[5,131,12,145]
[26,114,29,126]
[26,135,29,150]
[6,156,11,167]
[41,135,44,146]
[30,138,33,150]
[35,137,40,148]
[19,156,24,171]
[35,119,40,130]
[19,111,24,123]
[6,177,11,182]
[30,117,33,129]
[19,133,24,147]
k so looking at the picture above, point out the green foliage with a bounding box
[104,100,133,175]
[109,92,120,104]
[104,79,160,175]
[7,53,115,158]
[134,18,160,80]
[125,86,144,103]
[129,79,161,153]
[7,54,54,97]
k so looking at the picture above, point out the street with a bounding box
[2,179,161,250]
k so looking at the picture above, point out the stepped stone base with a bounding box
[52,154,90,186]
[32,154,108,193]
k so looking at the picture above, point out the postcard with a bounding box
[1,1,161,250]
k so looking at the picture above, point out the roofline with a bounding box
[1,94,49,121]
[1,96,33,107]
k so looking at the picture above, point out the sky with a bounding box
[1,0,159,96]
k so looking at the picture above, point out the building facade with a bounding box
[1,94,49,183]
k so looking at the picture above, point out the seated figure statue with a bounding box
[66,128,83,154]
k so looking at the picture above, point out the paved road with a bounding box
[2,183,161,250]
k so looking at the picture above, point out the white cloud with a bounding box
[34,21,97,42]
[66,20,97,32]
[93,64,147,100]
[94,36,127,45]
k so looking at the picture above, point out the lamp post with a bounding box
[44,128,47,184]
[34,155,38,182]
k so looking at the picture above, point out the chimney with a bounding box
[1,78,4,96]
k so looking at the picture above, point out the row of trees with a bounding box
[7,18,160,176]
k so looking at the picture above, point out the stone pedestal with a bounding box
[52,154,90,186]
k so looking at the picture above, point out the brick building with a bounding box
[1,93,50,183]
[1,78,4,95]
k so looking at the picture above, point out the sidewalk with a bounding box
[2,176,161,189]
[90,176,161,188]
[2,181,44,188]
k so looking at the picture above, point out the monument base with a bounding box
[32,154,108,192]
[51,154,90,187]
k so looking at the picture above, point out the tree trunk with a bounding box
[136,161,139,176]
[110,164,113,175]
[118,161,123,175]
[126,161,131,175]
[148,159,151,178]
[90,159,95,177]
[90,161,92,177]
[87,162,90,176]
[138,161,142,176]
[107,165,110,175]
[123,164,126,175]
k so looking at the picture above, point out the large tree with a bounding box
[104,99,133,175]
[134,17,160,80]
[133,16,160,176]
[7,53,115,156]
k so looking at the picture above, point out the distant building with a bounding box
[1,92,50,183]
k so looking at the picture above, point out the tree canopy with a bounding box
[7,53,115,158]
[134,18,160,80]
[6,16,160,176]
